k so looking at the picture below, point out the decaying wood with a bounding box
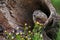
[0,0,60,40]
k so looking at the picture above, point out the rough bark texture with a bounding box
[0,0,60,40]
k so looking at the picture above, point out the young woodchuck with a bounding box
[33,10,48,24]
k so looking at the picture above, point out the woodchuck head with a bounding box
[33,10,48,24]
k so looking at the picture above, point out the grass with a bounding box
[51,0,60,14]
[4,21,60,40]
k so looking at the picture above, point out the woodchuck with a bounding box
[33,10,48,24]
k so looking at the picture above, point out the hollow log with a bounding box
[0,0,60,40]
